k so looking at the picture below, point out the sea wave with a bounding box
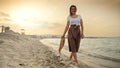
[40,38,120,68]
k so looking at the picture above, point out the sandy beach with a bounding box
[0,30,92,68]
[40,38,120,68]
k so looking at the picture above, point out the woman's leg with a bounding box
[70,52,73,60]
[72,52,79,65]
[66,52,73,61]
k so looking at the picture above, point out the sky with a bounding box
[0,0,120,37]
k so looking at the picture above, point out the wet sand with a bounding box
[0,30,92,68]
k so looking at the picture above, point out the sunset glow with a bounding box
[10,6,37,26]
[0,0,120,37]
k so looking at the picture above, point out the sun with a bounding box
[10,5,54,27]
[11,7,37,26]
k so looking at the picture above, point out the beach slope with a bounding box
[0,30,91,68]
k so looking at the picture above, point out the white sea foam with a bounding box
[40,38,120,68]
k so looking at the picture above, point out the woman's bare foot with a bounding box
[57,51,61,57]
[65,58,72,61]
[73,61,80,67]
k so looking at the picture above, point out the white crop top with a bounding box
[67,15,82,25]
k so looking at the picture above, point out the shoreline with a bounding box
[40,39,93,68]
[40,38,120,68]
[0,30,92,68]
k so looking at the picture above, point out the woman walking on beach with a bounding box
[61,5,84,66]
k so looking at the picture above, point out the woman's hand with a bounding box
[61,35,65,39]
[81,33,84,39]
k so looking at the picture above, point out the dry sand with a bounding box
[0,30,92,68]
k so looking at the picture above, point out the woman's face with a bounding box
[71,7,76,15]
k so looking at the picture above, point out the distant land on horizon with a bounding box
[27,34,120,39]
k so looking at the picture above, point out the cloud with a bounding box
[80,0,120,9]
[3,18,11,21]
[34,21,64,29]
[0,11,12,22]
[45,22,63,28]
[0,11,10,17]
[23,18,64,29]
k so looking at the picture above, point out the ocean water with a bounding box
[40,37,120,68]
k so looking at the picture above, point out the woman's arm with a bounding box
[62,21,70,38]
[80,19,84,39]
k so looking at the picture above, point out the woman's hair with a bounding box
[69,5,77,16]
